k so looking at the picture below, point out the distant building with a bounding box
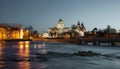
[0,24,7,40]
[74,21,86,36]
[48,19,70,38]
[0,23,23,40]
[47,19,86,38]
[56,19,64,29]
[42,32,49,38]
[9,25,23,39]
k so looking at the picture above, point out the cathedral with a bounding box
[75,21,86,36]
[47,19,86,38]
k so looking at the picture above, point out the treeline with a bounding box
[85,25,120,38]
[23,25,39,38]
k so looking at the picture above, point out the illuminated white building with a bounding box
[47,19,86,38]
[42,33,49,38]
[48,19,70,38]
[75,21,86,36]
[56,19,64,29]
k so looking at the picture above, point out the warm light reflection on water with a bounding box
[0,43,3,55]
[34,42,46,54]
[17,41,30,69]
[18,41,30,57]
[34,44,45,49]
[0,41,48,69]
[0,41,120,69]
[17,61,30,69]
[0,42,5,69]
[34,44,36,48]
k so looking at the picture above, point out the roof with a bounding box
[58,18,64,22]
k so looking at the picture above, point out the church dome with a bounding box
[56,18,64,29]
[59,19,63,21]
[58,19,64,23]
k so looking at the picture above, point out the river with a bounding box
[0,41,120,69]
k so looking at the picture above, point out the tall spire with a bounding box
[77,21,80,28]
[81,22,86,32]
[81,22,84,27]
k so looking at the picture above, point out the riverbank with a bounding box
[32,38,80,44]
[2,39,32,42]
[33,38,120,46]
[1,37,120,46]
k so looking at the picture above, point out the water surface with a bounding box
[0,41,120,69]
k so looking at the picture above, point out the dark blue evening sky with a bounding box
[0,0,120,33]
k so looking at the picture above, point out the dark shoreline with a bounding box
[32,38,120,46]
[32,38,80,44]
[3,39,32,42]
[1,38,120,46]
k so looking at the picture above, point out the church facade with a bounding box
[47,19,86,38]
